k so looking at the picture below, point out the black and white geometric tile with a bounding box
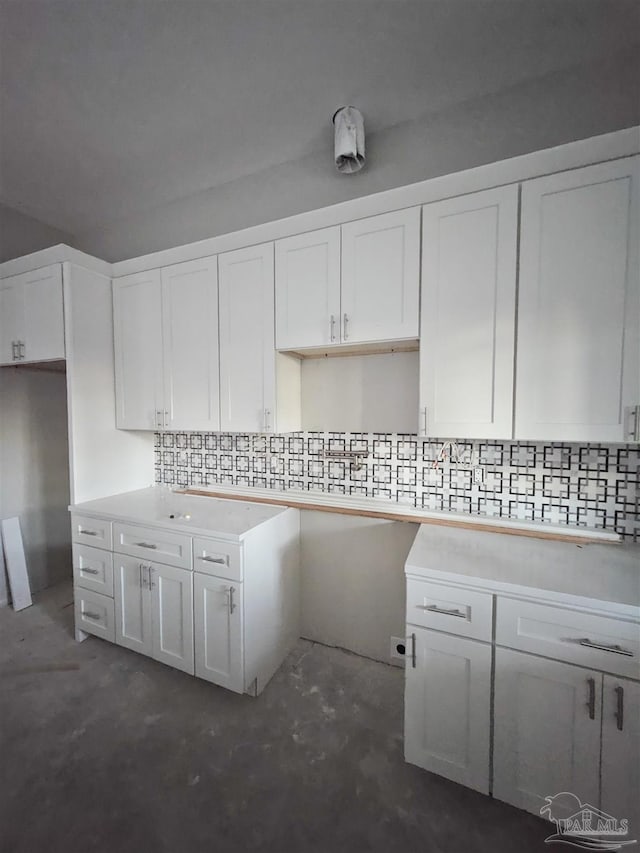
[154,431,640,540]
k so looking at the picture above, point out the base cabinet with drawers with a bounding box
[404,528,640,836]
[71,494,300,696]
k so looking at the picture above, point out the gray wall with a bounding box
[76,48,640,262]
[0,367,71,597]
[0,203,75,264]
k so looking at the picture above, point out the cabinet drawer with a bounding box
[113,522,192,569]
[74,587,115,642]
[192,536,242,581]
[73,544,114,597]
[496,598,640,680]
[71,514,112,550]
[406,579,493,642]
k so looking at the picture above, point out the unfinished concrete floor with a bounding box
[0,581,551,853]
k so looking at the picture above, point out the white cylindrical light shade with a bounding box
[333,106,365,174]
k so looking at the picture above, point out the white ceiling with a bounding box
[1,0,638,237]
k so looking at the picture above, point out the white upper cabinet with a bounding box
[113,259,220,431]
[341,208,420,344]
[113,270,163,430]
[275,208,420,350]
[219,243,277,433]
[161,258,220,432]
[275,227,340,349]
[419,186,518,439]
[0,264,64,365]
[516,157,639,442]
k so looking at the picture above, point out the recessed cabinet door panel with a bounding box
[404,627,491,793]
[0,279,24,364]
[341,208,420,344]
[161,258,220,431]
[420,186,518,439]
[150,564,194,675]
[22,264,65,362]
[114,555,152,656]
[275,227,341,349]
[601,676,640,840]
[218,243,275,433]
[493,648,601,818]
[194,572,244,693]
[113,271,163,430]
[516,157,639,441]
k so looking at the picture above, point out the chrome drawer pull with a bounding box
[419,604,466,618]
[199,555,227,564]
[578,638,634,657]
[81,568,99,575]
[79,528,98,536]
[135,542,157,549]
[82,611,101,620]
[228,586,236,614]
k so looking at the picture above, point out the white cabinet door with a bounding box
[516,157,640,442]
[275,227,341,349]
[404,627,491,793]
[114,554,152,657]
[150,563,194,675]
[601,676,640,838]
[194,572,244,693]
[161,257,220,431]
[341,208,420,344]
[113,270,163,430]
[493,648,601,817]
[219,243,275,432]
[0,278,24,364]
[420,186,518,439]
[22,264,65,362]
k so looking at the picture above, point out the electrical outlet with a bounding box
[473,466,485,485]
[390,636,406,662]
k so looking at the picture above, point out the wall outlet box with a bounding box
[390,636,406,663]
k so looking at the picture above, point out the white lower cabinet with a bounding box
[114,554,152,657]
[114,555,194,674]
[601,676,640,837]
[404,627,491,793]
[194,572,244,693]
[493,649,601,815]
[72,502,300,695]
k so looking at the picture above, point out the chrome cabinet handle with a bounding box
[81,567,99,575]
[420,407,427,436]
[164,410,169,428]
[19,341,25,359]
[330,314,336,342]
[228,586,236,614]
[140,563,148,589]
[156,410,163,430]
[11,341,18,360]
[343,313,349,340]
[578,638,634,657]
[586,677,596,720]
[198,555,227,565]
[264,409,272,432]
[148,566,155,589]
[635,405,640,443]
[615,685,624,731]
[79,528,98,536]
[418,604,466,618]
[82,611,101,620]
[135,542,157,550]
[410,632,416,668]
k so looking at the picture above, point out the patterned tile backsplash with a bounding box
[155,432,640,540]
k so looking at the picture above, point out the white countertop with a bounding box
[70,487,290,541]
[406,524,640,617]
